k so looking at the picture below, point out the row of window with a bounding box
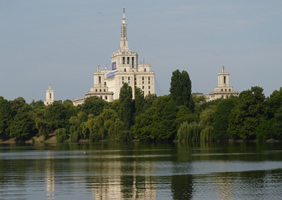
[100,96,108,100]
[141,76,151,81]
[221,89,231,92]
[122,57,135,68]
[95,89,107,92]
[142,85,151,89]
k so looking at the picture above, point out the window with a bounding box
[226,95,229,99]
[104,82,106,86]
[144,68,146,72]
[224,76,226,84]
[100,89,101,92]
[142,81,144,84]
[49,93,52,99]
[225,89,227,92]
[128,77,130,80]
[100,96,102,99]
[148,81,150,84]
[127,57,130,64]
[142,86,144,89]
[148,91,151,94]
[99,76,101,84]
[124,68,126,72]
[123,57,125,64]
[132,57,134,68]
[142,77,144,80]
[105,96,108,100]
[104,89,106,92]
[122,77,124,81]
[148,86,150,89]
[95,89,97,92]
[148,77,150,80]
[221,95,224,98]
[229,89,231,91]
[221,89,223,91]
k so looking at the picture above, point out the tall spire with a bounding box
[123,8,126,24]
[120,8,128,49]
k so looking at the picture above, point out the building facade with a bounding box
[73,9,155,106]
[207,66,239,101]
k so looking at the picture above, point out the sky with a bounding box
[0,0,282,102]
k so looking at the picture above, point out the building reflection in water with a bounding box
[91,155,156,200]
[216,162,233,200]
[46,152,55,200]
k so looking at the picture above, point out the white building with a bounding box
[44,85,54,106]
[207,66,239,101]
[73,8,155,106]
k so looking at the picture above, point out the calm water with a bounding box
[0,142,282,200]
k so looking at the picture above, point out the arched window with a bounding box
[224,76,226,84]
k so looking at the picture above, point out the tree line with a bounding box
[0,69,281,142]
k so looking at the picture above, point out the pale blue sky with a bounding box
[0,0,281,102]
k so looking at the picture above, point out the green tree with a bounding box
[119,83,134,129]
[228,87,265,139]
[80,96,106,116]
[272,107,282,140]
[55,128,68,143]
[0,97,11,139]
[177,121,201,142]
[175,105,198,130]
[133,107,156,141]
[9,104,37,140]
[170,70,193,110]
[88,109,127,141]
[143,94,157,111]
[134,95,177,141]
[30,100,44,108]
[264,88,282,119]
[44,101,68,132]
[170,70,182,105]
[134,87,145,116]
[213,97,238,140]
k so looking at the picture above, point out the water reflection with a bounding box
[46,152,55,200]
[0,142,282,200]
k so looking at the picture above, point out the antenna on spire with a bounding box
[123,8,126,23]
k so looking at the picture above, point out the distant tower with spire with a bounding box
[208,66,239,101]
[72,8,155,106]
[44,85,54,106]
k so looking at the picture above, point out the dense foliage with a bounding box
[0,70,281,143]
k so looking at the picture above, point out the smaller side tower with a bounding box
[208,66,239,101]
[44,85,54,106]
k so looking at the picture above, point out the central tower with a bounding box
[72,8,155,106]
[111,8,138,71]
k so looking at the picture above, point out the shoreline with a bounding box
[0,137,280,144]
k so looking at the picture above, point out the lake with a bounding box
[0,142,282,200]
